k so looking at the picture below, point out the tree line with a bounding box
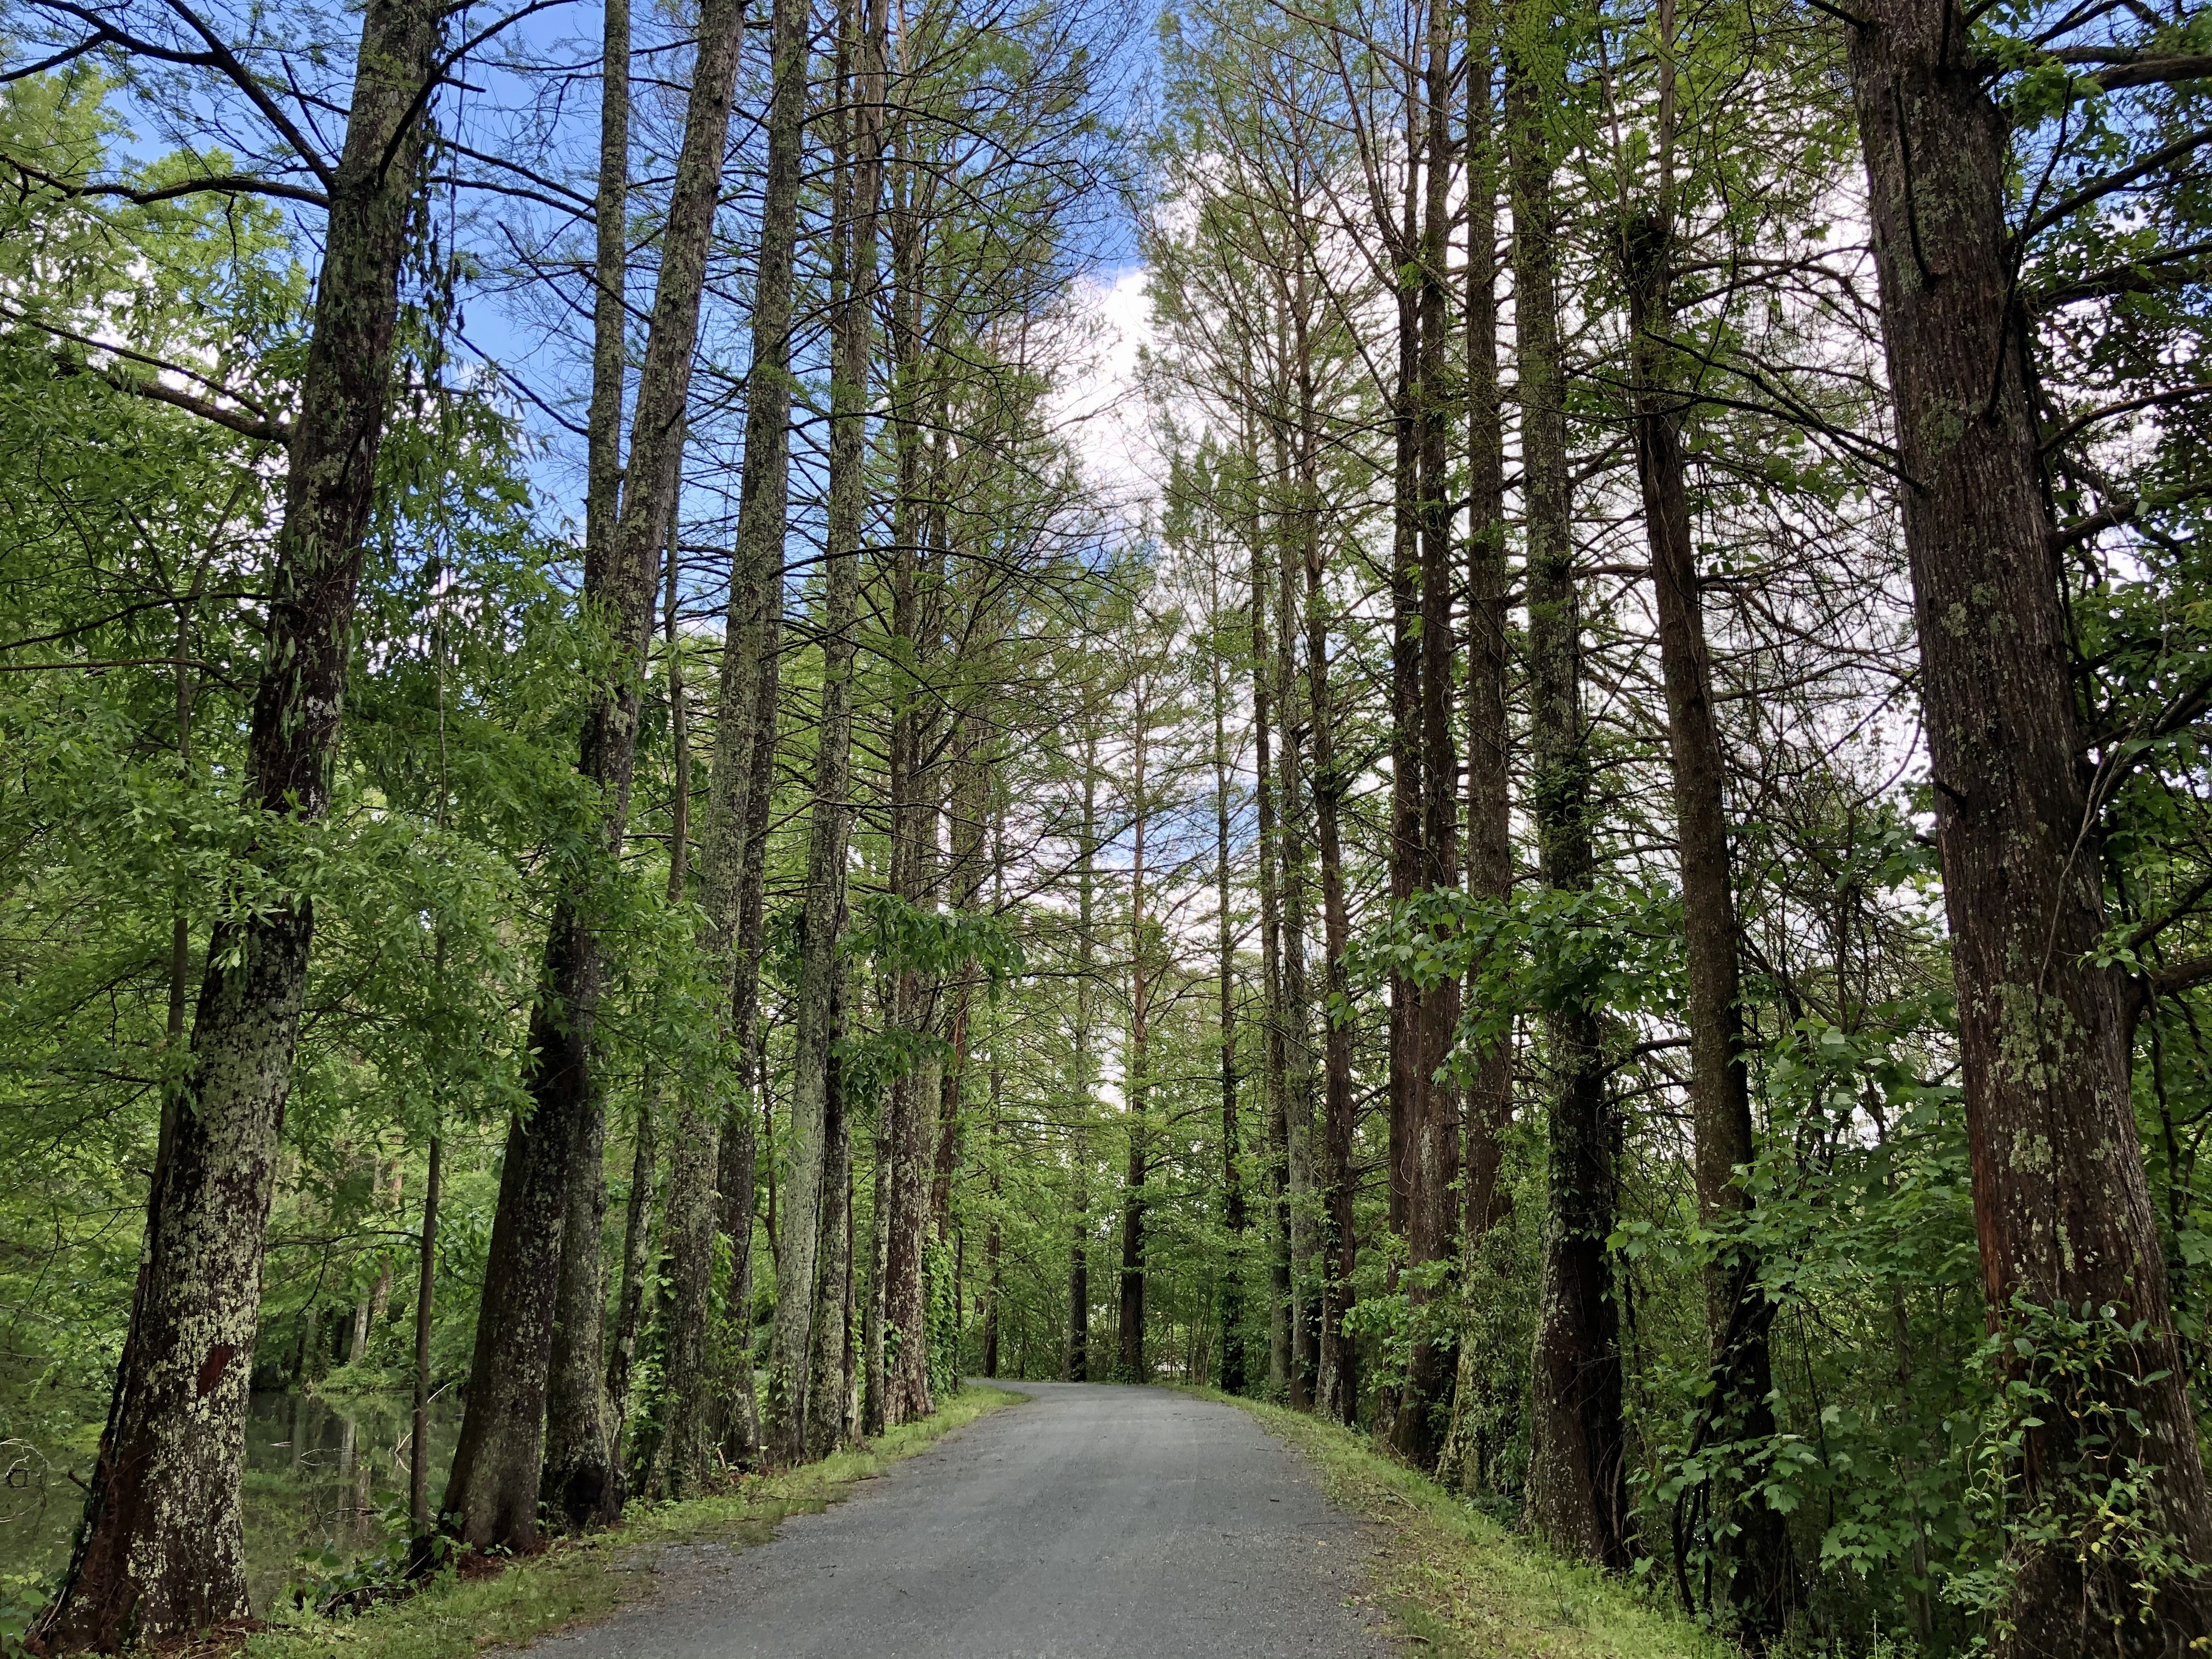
[2,0,2210,1649]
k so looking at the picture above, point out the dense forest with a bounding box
[3,0,2210,1643]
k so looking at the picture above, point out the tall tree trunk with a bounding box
[984,974,1004,1380]
[1385,103,1423,1278]
[1067,742,1098,1383]
[1440,31,1514,1494]
[935,724,985,1240]
[767,0,883,1459]
[1848,2,2212,1643]
[540,0,643,1535]
[1396,0,1463,1467]
[1621,61,1796,1624]
[808,972,854,1458]
[410,1136,441,1537]
[605,1097,657,1442]
[37,0,438,1640]
[1248,481,1292,1401]
[643,1058,720,1494]
[865,1031,893,1432]
[882,283,940,1423]
[1211,578,1249,1397]
[1509,4,1630,1570]
[708,0,804,1476]
[1118,692,1152,1385]
[1274,415,1319,1410]
[447,0,742,1546]
[1295,307,1358,1425]
[608,539,685,1464]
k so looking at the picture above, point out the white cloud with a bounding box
[1051,262,1158,525]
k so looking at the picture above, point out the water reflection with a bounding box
[0,1393,461,1615]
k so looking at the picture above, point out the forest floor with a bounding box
[1193,1390,1731,1659]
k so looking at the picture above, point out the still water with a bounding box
[0,1393,462,1613]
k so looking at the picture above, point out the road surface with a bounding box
[532,1381,1398,1658]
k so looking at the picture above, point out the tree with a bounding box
[33,0,439,1637]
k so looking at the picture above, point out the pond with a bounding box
[0,1392,463,1615]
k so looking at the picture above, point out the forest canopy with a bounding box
[2,0,2210,1648]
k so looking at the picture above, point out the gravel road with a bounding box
[527,1381,1398,1658]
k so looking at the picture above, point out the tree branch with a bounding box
[2024,122,2212,237]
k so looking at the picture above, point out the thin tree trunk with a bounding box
[1274,411,1319,1412]
[882,356,940,1426]
[865,1040,893,1432]
[1118,695,1152,1384]
[644,1057,721,1494]
[984,955,1004,1379]
[932,732,988,1293]
[606,1098,657,1444]
[609,613,680,1481]
[410,1135,441,1537]
[808,970,854,1458]
[1067,742,1098,1383]
[1295,308,1358,1425]
[1509,3,1630,1570]
[608,556,681,1455]
[1848,1,2212,1642]
[1621,58,1796,1623]
[1440,29,1514,1494]
[1248,485,1291,1401]
[768,0,883,1459]
[38,0,438,1638]
[1210,573,1248,1397]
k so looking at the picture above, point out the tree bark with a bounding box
[1117,687,1153,1384]
[37,0,437,1639]
[1067,741,1099,1383]
[767,0,882,1459]
[1396,0,1463,1466]
[1296,314,1358,1425]
[707,0,804,1477]
[605,1096,657,1447]
[807,970,854,1458]
[1248,490,1292,1401]
[1848,1,2212,1643]
[446,0,742,1548]
[882,332,941,1426]
[410,1135,441,1537]
[1211,573,1249,1397]
[1508,5,1631,1570]
[610,550,683,1466]
[540,0,639,1534]
[1273,411,1319,1412]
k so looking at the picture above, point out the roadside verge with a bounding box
[245,1385,1026,1659]
[1188,1390,1733,1659]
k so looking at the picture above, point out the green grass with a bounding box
[245,1385,1025,1659]
[1186,1390,1733,1659]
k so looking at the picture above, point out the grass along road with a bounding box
[244,1386,1022,1659]
[1194,1392,1729,1659]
